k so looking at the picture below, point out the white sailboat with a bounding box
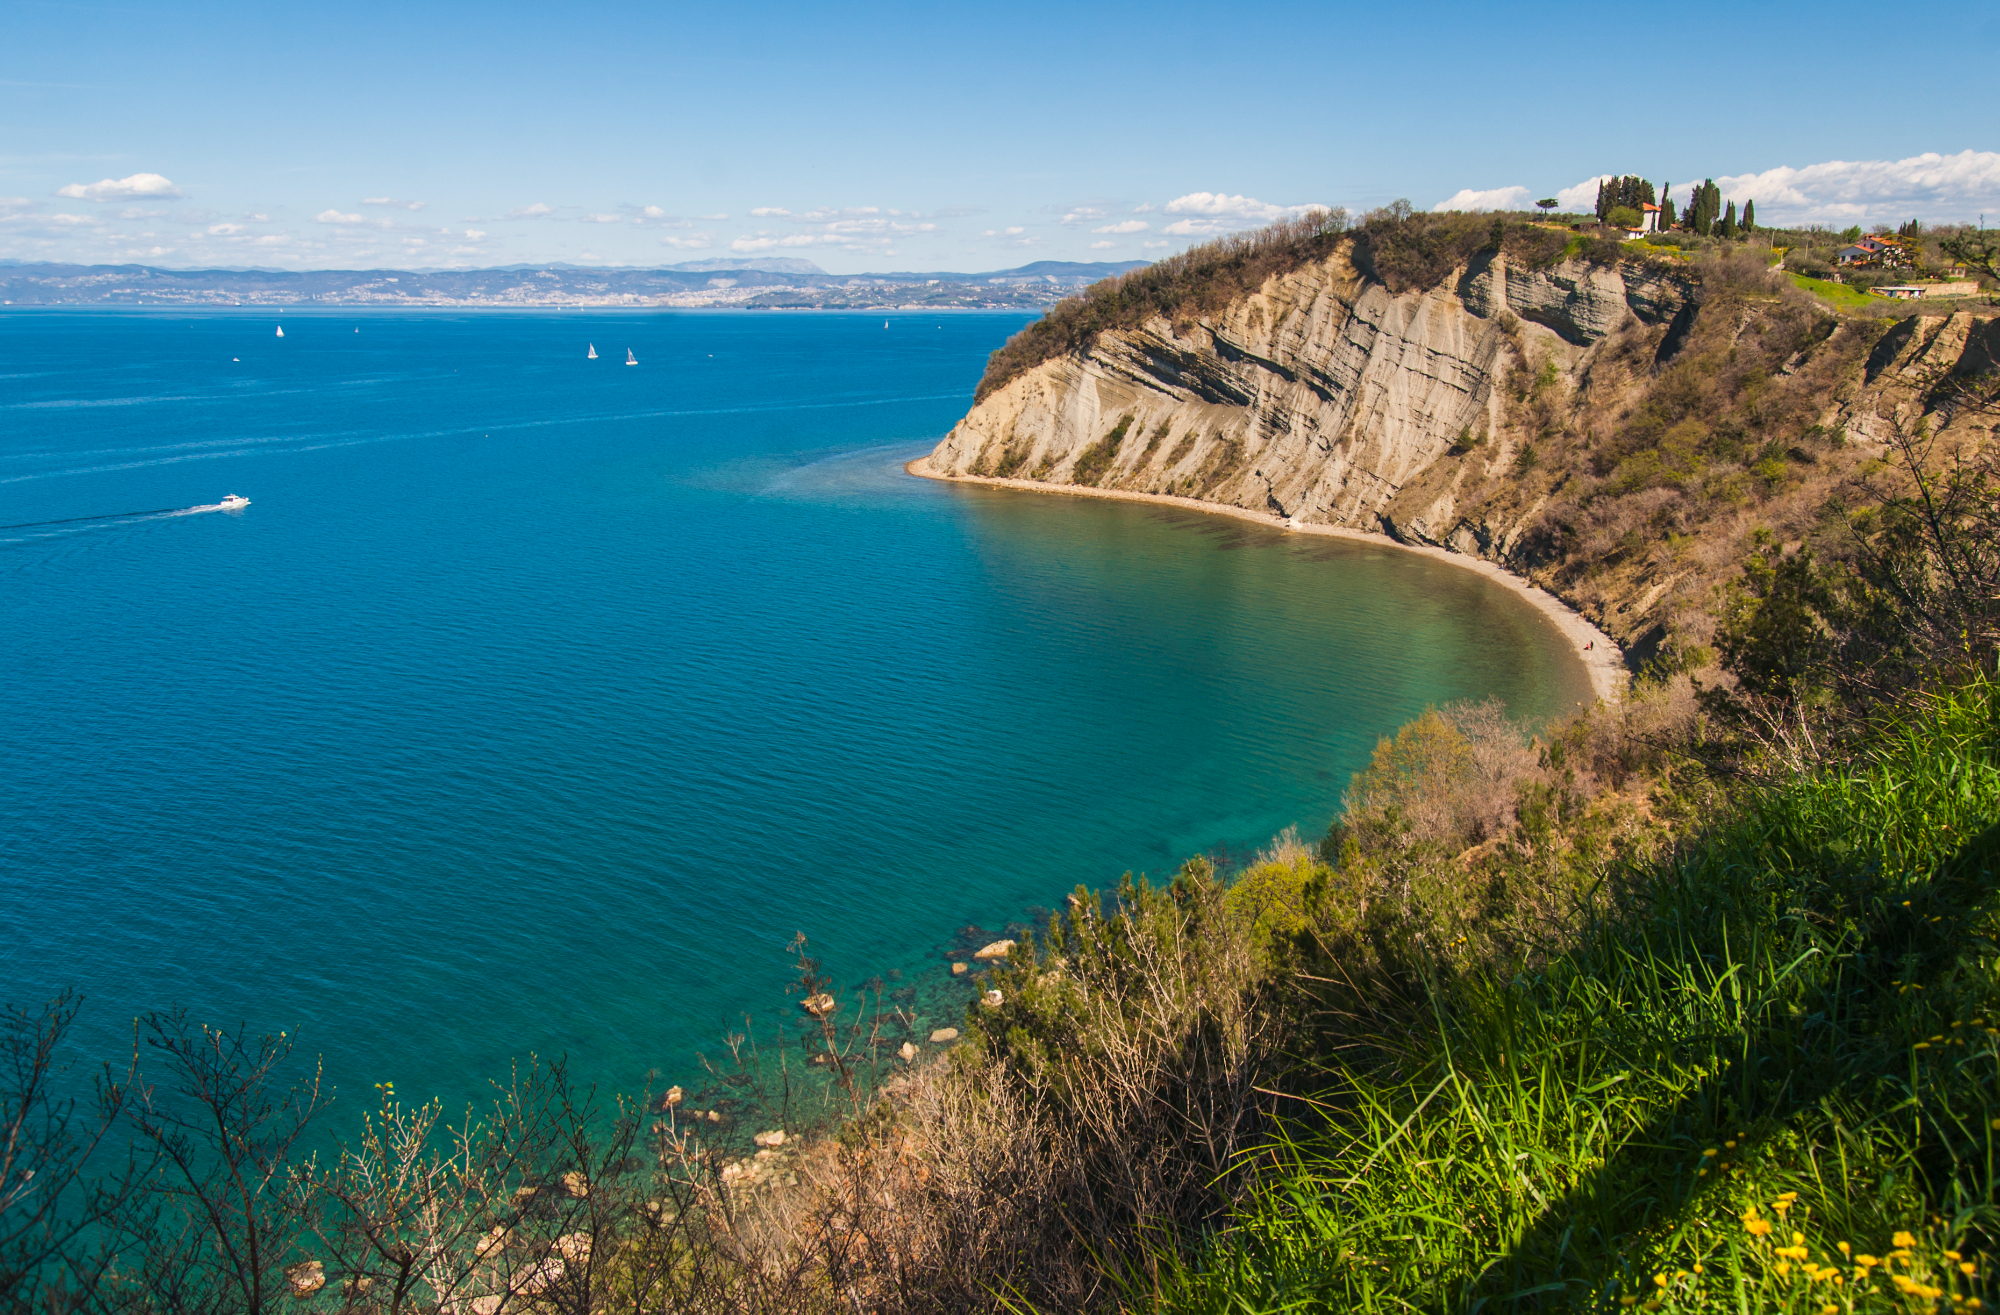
[275,325,285,337]
[625,348,637,366]
[587,343,598,359]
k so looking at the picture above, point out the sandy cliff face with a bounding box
[928,246,1692,562]
[928,240,1997,665]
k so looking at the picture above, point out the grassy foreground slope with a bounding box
[1150,675,2000,1312]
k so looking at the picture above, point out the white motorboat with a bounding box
[217,494,250,510]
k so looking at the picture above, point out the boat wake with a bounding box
[0,495,250,536]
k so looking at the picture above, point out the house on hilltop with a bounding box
[1836,237,1900,267]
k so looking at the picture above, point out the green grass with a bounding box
[1149,672,2000,1313]
[1790,272,1878,313]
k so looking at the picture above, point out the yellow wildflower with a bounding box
[1745,1217,1773,1237]
[1777,1263,1792,1277]
[1838,1242,1852,1257]
[1777,1246,1810,1261]
[1654,1273,1669,1288]
[1725,1140,1737,1149]
[1894,1231,1918,1248]
[1963,1262,1979,1277]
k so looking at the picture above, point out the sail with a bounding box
[587,343,598,359]
[275,325,284,337]
[626,349,637,365]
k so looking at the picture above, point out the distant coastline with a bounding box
[0,257,1145,311]
[906,455,1627,706]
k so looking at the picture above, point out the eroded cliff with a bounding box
[925,239,1999,670]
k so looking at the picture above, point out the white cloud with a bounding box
[207,223,245,235]
[1552,176,1612,211]
[1159,192,1324,236]
[56,172,182,202]
[464,229,486,240]
[730,232,832,251]
[1432,185,1532,213]
[660,233,712,249]
[1710,150,2000,224]
[314,209,388,227]
[698,213,729,221]
[750,206,793,217]
[49,213,101,227]
[1141,240,1168,249]
[1093,219,1149,234]
[581,213,622,223]
[362,197,425,210]
[505,202,555,219]
[1059,206,1107,225]
[1089,240,1115,249]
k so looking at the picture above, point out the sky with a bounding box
[3,0,1996,273]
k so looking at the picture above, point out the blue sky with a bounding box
[4,0,1995,271]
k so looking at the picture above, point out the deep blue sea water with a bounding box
[1,309,1590,1115]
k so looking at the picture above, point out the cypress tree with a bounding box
[1595,179,1609,221]
[1720,200,1737,239]
[1660,182,1674,230]
[1742,199,1755,233]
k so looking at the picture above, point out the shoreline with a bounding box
[905,455,1628,706]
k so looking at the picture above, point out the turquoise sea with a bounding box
[0,309,1590,1114]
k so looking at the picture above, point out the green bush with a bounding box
[1151,671,2000,1314]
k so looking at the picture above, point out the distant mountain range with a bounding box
[0,259,1150,309]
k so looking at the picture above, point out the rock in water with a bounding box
[752,1129,786,1148]
[973,939,1015,960]
[951,961,969,975]
[801,991,836,1017]
[898,1041,918,1061]
[286,1262,326,1297]
[929,1027,959,1043]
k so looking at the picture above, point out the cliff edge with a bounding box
[923,234,1998,679]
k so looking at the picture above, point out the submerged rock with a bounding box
[929,1027,959,1043]
[752,1128,786,1148]
[286,1261,325,1297]
[951,962,968,976]
[973,939,1015,960]
[898,1040,918,1061]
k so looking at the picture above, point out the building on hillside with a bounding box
[1621,202,1664,239]
[1836,237,1907,267]
[1869,282,1984,301]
